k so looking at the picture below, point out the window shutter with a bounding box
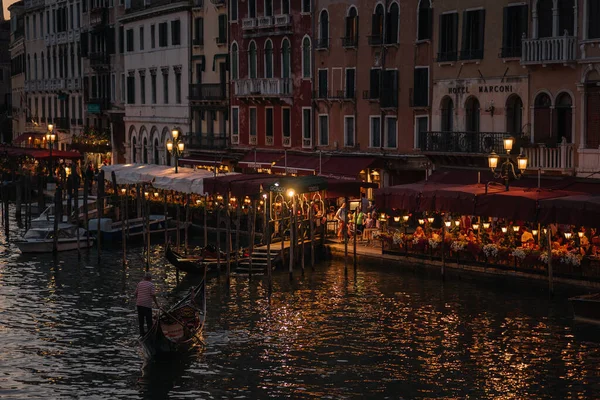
[502,7,509,54]
[385,12,391,44]
[355,16,359,40]
[218,14,226,42]
[345,16,351,39]
[426,8,433,39]
[107,27,115,54]
[461,10,468,52]
[370,69,379,98]
[80,31,88,56]
[438,14,444,53]
[451,13,458,54]
[519,6,528,44]
[478,9,486,53]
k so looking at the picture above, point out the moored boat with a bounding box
[570,293,600,324]
[165,244,226,275]
[139,280,206,359]
[88,215,168,240]
[15,224,95,253]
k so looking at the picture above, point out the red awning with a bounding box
[271,153,328,175]
[179,157,222,167]
[539,194,600,227]
[325,178,378,198]
[476,188,579,222]
[319,156,375,180]
[230,176,278,198]
[12,132,46,145]
[203,173,273,196]
[33,149,82,159]
[238,152,282,169]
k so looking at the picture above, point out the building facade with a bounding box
[313,0,432,185]
[120,0,191,165]
[22,0,85,150]
[9,1,26,144]
[187,0,230,165]
[229,0,313,156]
[80,0,127,164]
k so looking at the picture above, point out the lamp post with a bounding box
[487,136,528,192]
[166,129,185,173]
[45,124,56,181]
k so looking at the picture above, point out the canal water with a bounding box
[1,209,600,399]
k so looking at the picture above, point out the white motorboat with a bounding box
[87,215,169,240]
[31,198,110,228]
[14,224,95,253]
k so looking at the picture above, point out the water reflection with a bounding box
[1,205,600,398]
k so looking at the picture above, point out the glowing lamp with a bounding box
[403,215,409,222]
[578,231,584,238]
[171,129,179,140]
[488,151,499,171]
[501,227,508,233]
[121,188,126,195]
[287,189,295,198]
[427,217,434,224]
[564,232,572,240]
[444,221,451,228]
[472,223,479,230]
[47,124,54,132]
[154,192,159,198]
[394,216,400,222]
[483,222,490,229]
[517,153,528,172]
[418,219,425,225]
[454,220,460,227]
[532,229,538,236]
[196,199,202,204]
[503,137,514,152]
[513,226,520,232]
[177,141,185,152]
[144,191,149,198]
[166,139,173,152]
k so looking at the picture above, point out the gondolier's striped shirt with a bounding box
[135,281,156,308]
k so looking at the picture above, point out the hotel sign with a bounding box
[448,85,515,95]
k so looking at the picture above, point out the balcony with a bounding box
[89,8,107,27]
[53,79,66,90]
[368,35,383,46]
[192,0,203,8]
[274,14,291,27]
[53,117,70,130]
[189,84,226,101]
[522,141,575,173]
[521,36,577,65]
[257,16,273,28]
[67,78,81,91]
[187,134,229,150]
[234,78,291,97]
[418,131,507,154]
[437,51,458,63]
[341,36,358,48]
[242,18,256,30]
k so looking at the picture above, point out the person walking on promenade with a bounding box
[134,272,159,336]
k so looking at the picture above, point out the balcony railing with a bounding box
[189,83,226,101]
[521,36,577,65]
[242,18,256,30]
[234,78,291,96]
[316,38,329,50]
[53,117,70,130]
[368,35,383,46]
[437,51,458,62]
[341,36,358,48]
[89,7,106,27]
[274,14,291,26]
[313,90,354,100]
[522,140,575,172]
[187,134,229,150]
[459,48,484,60]
[257,16,273,28]
[418,131,509,154]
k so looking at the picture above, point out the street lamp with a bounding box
[166,129,185,173]
[487,136,528,192]
[45,124,56,180]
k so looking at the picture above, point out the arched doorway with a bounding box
[555,93,572,144]
[534,92,552,143]
[506,95,523,134]
[465,97,480,132]
[441,96,454,131]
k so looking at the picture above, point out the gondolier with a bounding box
[134,273,159,336]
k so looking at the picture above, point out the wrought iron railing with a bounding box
[418,131,511,154]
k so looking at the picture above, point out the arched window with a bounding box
[371,4,384,44]
[132,136,137,163]
[417,0,432,41]
[281,38,291,94]
[264,40,273,78]
[302,36,311,78]
[465,97,480,133]
[534,92,552,143]
[537,0,553,38]
[248,0,256,18]
[505,95,523,135]
[558,0,574,36]
[154,138,160,164]
[555,93,572,143]
[282,0,290,14]
[441,96,454,132]
[386,3,399,44]
[248,41,257,79]
[345,7,358,47]
[231,43,238,80]
[319,10,329,48]
[143,137,148,163]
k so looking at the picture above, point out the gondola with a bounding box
[139,280,206,359]
[165,244,228,275]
